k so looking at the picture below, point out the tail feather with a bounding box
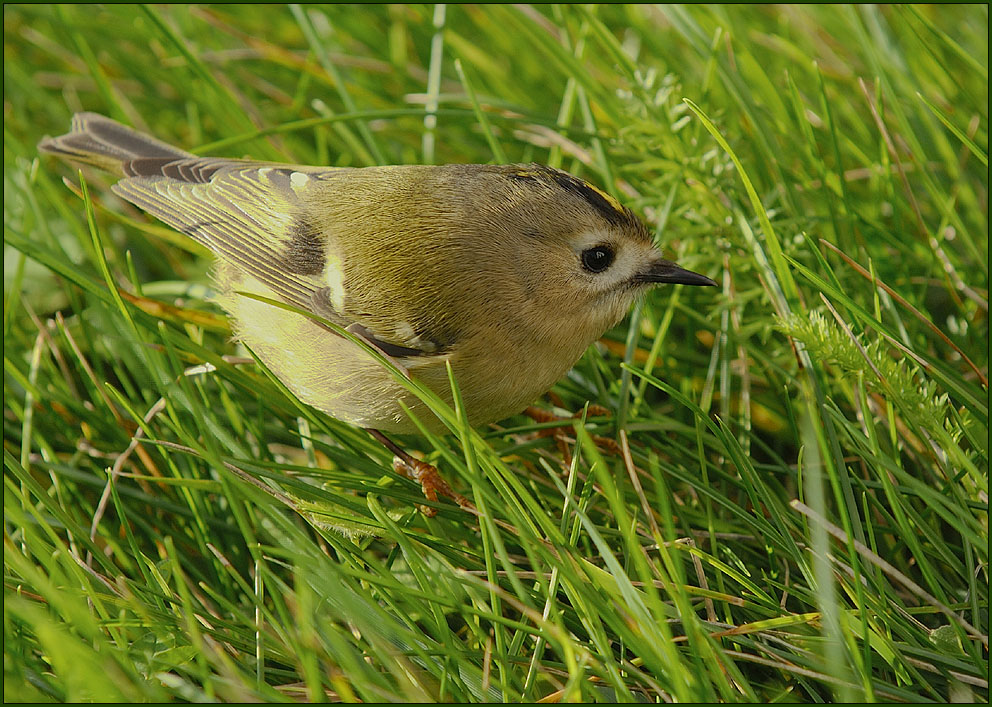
[38,112,194,174]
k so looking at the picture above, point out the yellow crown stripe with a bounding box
[581,181,624,215]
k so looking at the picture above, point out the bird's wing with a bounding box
[112,158,436,358]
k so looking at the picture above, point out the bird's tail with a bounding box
[38,112,193,175]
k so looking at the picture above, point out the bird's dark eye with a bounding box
[581,245,615,273]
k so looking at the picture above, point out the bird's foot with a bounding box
[392,456,474,516]
[523,404,621,463]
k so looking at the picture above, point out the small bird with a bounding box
[40,113,716,506]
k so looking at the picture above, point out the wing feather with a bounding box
[41,114,449,358]
[110,157,438,357]
[113,161,327,308]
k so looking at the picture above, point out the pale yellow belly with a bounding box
[215,277,581,435]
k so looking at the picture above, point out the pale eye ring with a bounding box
[581,245,615,273]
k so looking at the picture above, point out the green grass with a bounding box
[3,4,988,702]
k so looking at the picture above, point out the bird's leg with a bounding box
[523,404,621,463]
[365,428,473,515]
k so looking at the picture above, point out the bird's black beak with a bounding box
[636,259,717,287]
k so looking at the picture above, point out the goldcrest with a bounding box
[40,113,716,438]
